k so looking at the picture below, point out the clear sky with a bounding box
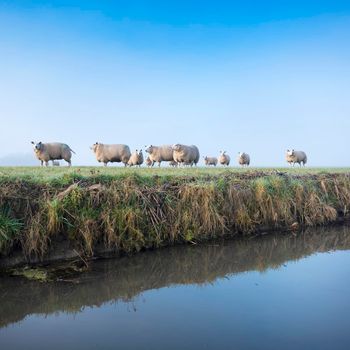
[0,1,349,166]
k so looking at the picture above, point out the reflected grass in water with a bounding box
[1,224,350,329]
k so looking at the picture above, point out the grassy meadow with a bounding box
[0,166,349,183]
[0,166,349,263]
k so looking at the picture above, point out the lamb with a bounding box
[31,141,75,166]
[91,143,131,166]
[204,156,218,166]
[52,161,60,166]
[238,152,250,167]
[218,151,230,166]
[128,149,144,167]
[145,145,174,167]
[286,149,307,167]
[172,144,200,166]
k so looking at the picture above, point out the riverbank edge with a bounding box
[1,219,350,271]
[1,171,350,269]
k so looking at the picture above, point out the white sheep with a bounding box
[218,151,230,166]
[204,156,218,166]
[144,145,174,167]
[91,143,131,166]
[172,144,200,166]
[286,149,307,167]
[128,149,144,167]
[31,141,75,167]
[238,152,250,167]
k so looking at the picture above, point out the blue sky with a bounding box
[0,1,349,166]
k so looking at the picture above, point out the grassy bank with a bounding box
[0,167,349,261]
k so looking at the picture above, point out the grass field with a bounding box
[0,166,349,183]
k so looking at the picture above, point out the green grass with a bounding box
[0,166,349,184]
[0,208,23,253]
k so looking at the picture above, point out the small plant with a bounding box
[0,208,22,254]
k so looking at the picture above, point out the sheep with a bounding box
[218,151,230,166]
[204,156,218,166]
[135,149,144,167]
[172,144,200,166]
[90,142,131,166]
[238,152,250,167]
[169,160,178,167]
[127,151,138,167]
[145,145,174,167]
[130,149,144,167]
[286,149,307,167]
[128,149,144,167]
[145,156,153,167]
[286,152,294,165]
[31,141,75,167]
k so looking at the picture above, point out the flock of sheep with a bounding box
[30,141,308,167]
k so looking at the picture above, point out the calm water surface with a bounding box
[1,226,350,350]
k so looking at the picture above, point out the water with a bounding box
[1,226,350,350]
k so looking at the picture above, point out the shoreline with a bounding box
[1,170,350,269]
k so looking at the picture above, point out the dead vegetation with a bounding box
[0,171,349,260]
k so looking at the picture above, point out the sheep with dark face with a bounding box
[238,152,250,167]
[286,149,307,166]
[137,149,144,167]
[218,151,230,166]
[172,144,200,166]
[31,141,75,166]
[91,143,131,166]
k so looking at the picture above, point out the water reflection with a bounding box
[1,225,350,330]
